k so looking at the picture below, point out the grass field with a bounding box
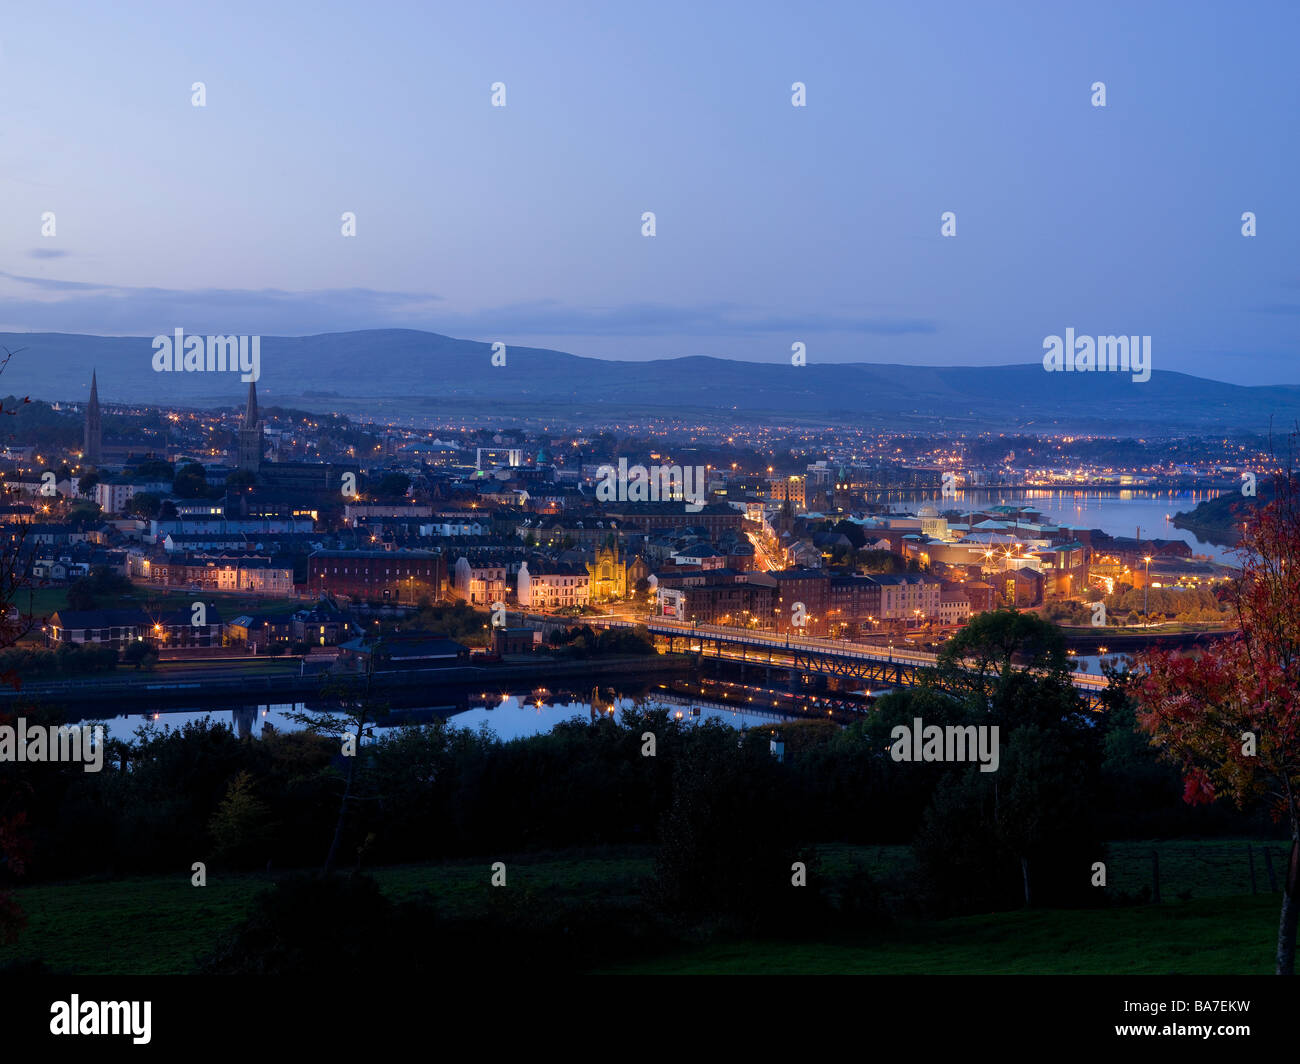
[601,896,1281,974]
[150,659,301,676]
[17,585,302,624]
[814,839,1292,902]
[18,587,68,621]
[129,590,302,619]
[0,840,1289,976]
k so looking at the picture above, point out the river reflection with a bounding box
[80,687,799,743]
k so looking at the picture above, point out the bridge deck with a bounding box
[591,617,1108,710]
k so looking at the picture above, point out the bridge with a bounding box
[555,615,1110,711]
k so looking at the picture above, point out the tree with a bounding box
[173,462,208,498]
[1134,457,1300,975]
[858,548,907,575]
[833,519,867,550]
[126,492,164,520]
[935,608,1072,712]
[653,720,811,923]
[67,567,132,611]
[919,608,1101,908]
[121,640,158,670]
[373,473,411,501]
[78,471,101,497]
[209,771,272,866]
[284,667,389,875]
[66,501,103,530]
[132,459,174,483]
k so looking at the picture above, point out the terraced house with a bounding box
[452,556,509,605]
[141,552,295,593]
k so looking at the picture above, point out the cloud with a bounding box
[0,273,935,340]
[27,248,70,260]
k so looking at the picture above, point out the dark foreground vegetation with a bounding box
[0,846,1283,976]
[0,610,1288,975]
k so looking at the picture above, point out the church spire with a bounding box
[243,379,259,429]
[83,370,102,468]
[237,380,263,474]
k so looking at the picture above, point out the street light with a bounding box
[1143,555,1152,617]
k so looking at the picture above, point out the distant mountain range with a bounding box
[2,329,1298,433]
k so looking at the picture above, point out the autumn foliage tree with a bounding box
[1134,453,1300,975]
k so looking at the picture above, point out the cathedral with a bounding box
[585,539,650,602]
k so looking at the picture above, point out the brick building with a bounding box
[308,549,443,603]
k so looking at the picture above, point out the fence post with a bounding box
[1151,849,1160,904]
[1248,843,1258,895]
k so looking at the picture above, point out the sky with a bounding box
[2,0,1298,383]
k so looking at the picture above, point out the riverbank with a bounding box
[1169,515,1242,550]
[1058,626,1235,654]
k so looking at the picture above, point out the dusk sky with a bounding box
[2,0,1297,382]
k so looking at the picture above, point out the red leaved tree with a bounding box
[1133,445,1300,975]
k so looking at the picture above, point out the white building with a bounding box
[94,479,170,514]
[453,557,508,605]
[517,562,589,610]
[871,574,943,621]
[420,520,485,537]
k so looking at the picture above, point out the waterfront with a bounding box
[899,488,1239,564]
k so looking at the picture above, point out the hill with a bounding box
[4,329,1299,432]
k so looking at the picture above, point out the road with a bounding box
[746,530,783,572]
